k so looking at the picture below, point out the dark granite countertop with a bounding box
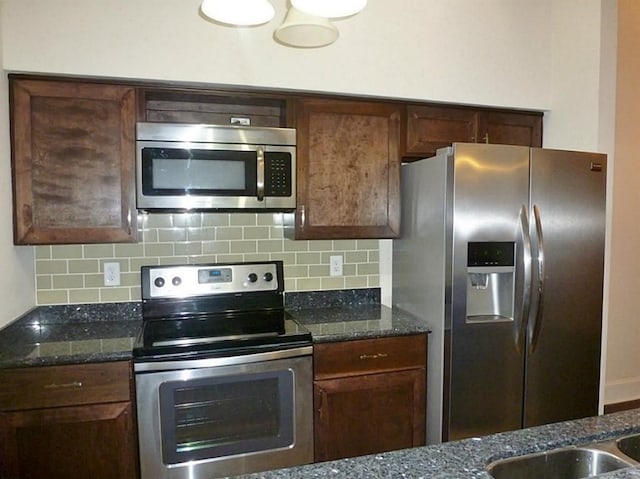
[0,303,141,368]
[236,408,640,479]
[288,304,429,342]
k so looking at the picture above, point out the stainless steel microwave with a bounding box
[136,123,296,211]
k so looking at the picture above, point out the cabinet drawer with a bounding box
[0,361,131,411]
[314,335,427,379]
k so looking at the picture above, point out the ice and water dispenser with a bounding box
[466,242,515,323]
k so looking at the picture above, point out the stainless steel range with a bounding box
[133,261,313,479]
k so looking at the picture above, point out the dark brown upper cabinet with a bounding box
[10,77,137,244]
[402,104,543,160]
[285,97,401,240]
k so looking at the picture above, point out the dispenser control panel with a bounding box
[467,242,515,267]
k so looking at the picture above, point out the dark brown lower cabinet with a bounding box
[0,361,138,479]
[313,335,427,462]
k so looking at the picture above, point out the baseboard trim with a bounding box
[604,398,640,414]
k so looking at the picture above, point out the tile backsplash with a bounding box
[34,213,380,305]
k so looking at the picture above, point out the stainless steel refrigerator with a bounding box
[392,143,607,444]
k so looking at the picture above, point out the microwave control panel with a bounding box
[265,153,292,197]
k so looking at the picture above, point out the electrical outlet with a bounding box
[329,255,343,277]
[104,262,121,286]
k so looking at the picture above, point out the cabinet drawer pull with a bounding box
[43,381,83,390]
[359,353,389,360]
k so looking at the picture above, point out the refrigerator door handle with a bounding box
[528,204,545,353]
[515,205,533,354]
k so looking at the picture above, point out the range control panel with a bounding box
[141,261,282,300]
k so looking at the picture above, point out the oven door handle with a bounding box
[257,146,265,202]
[134,345,313,372]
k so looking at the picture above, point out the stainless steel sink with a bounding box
[617,434,640,462]
[486,446,634,479]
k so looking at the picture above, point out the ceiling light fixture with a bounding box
[200,0,275,26]
[290,0,367,19]
[274,7,339,48]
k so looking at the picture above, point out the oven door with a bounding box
[136,141,295,211]
[135,348,313,479]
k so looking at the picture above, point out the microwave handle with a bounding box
[257,147,265,202]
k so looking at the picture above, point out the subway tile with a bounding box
[169,213,196,228]
[257,213,279,226]
[243,226,270,240]
[144,243,174,257]
[36,275,52,290]
[157,256,189,265]
[230,214,257,226]
[257,240,284,253]
[283,239,308,252]
[69,289,100,304]
[130,257,159,271]
[284,265,309,278]
[84,244,115,258]
[309,265,330,277]
[333,240,357,251]
[216,227,243,241]
[230,241,257,254]
[192,256,217,264]
[308,240,333,252]
[216,254,245,263]
[345,276,368,288]
[244,254,271,262]
[53,275,84,289]
[368,275,380,287]
[36,260,68,274]
[202,213,230,227]
[35,246,51,260]
[343,264,357,276]
[357,239,380,250]
[174,242,203,256]
[130,286,142,301]
[296,278,322,291]
[51,245,83,259]
[38,341,71,356]
[369,250,380,262]
[100,287,132,302]
[270,252,296,264]
[37,290,68,305]
[296,252,321,265]
[68,259,100,274]
[115,244,145,258]
[202,241,230,255]
[145,214,173,228]
[357,263,379,275]
[71,339,102,355]
[346,251,368,264]
[158,228,187,242]
[85,274,105,288]
[270,226,284,239]
[321,277,346,290]
[120,272,139,287]
[141,229,159,243]
[187,227,216,241]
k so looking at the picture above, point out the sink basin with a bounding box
[486,446,634,479]
[617,434,640,462]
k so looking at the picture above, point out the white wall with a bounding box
[0,1,35,329]
[2,0,552,109]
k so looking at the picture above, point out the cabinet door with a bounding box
[403,105,478,159]
[11,78,137,244]
[314,369,426,462]
[291,98,401,239]
[0,401,138,479]
[477,110,542,148]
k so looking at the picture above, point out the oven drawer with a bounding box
[0,361,131,411]
[314,335,427,380]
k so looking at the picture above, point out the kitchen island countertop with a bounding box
[236,408,640,479]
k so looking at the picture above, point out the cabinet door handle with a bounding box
[257,146,265,202]
[359,353,389,360]
[44,381,83,390]
[299,204,306,229]
[482,133,489,143]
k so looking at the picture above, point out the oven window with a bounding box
[141,147,257,196]
[159,370,294,464]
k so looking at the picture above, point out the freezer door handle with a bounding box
[515,205,533,354]
[528,204,545,353]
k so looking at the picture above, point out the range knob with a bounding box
[263,272,274,282]
[172,276,182,286]
[154,277,165,288]
[248,273,258,283]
